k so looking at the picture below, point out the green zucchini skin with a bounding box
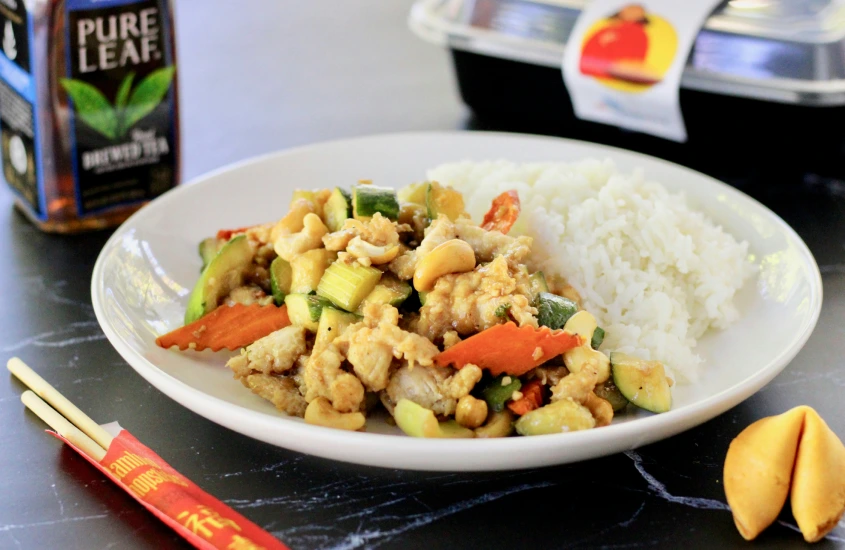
[535,292,579,330]
[352,185,400,221]
[610,352,672,414]
[527,271,550,300]
[357,275,412,312]
[198,237,221,272]
[285,293,335,332]
[185,235,254,324]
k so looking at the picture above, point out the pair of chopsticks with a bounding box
[7,357,113,461]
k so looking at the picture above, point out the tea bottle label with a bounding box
[0,0,41,217]
[64,0,176,214]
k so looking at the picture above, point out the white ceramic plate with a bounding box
[91,131,822,471]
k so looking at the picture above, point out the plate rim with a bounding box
[91,130,823,470]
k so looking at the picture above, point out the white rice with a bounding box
[427,158,756,383]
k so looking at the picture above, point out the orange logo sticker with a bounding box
[578,4,678,93]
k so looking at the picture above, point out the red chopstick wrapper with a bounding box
[49,428,289,550]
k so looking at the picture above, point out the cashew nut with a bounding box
[346,237,400,265]
[274,213,328,261]
[413,239,476,291]
[455,395,488,429]
[304,396,366,431]
[271,198,316,241]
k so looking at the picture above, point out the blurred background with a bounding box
[175,0,845,200]
[175,0,465,181]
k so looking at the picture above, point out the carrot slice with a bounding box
[481,190,520,234]
[508,379,544,416]
[434,322,581,377]
[155,303,291,352]
[216,225,257,241]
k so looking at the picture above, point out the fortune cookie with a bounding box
[790,407,845,542]
[723,406,845,543]
[723,406,804,540]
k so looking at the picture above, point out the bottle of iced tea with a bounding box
[0,0,179,233]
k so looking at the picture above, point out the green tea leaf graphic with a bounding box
[115,72,135,137]
[60,78,118,140]
[115,72,135,111]
[123,67,175,130]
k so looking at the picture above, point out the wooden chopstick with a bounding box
[7,357,114,451]
[20,391,107,461]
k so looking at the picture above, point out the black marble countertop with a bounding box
[2,2,844,549]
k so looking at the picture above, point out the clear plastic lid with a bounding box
[409,0,845,105]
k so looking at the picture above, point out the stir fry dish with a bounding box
[156,181,673,437]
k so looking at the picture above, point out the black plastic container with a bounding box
[410,0,845,184]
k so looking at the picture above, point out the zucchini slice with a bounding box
[198,237,222,271]
[324,187,352,232]
[316,261,382,312]
[184,235,254,324]
[535,292,579,330]
[356,273,412,313]
[397,181,429,205]
[610,352,671,413]
[290,248,336,294]
[352,185,400,221]
[284,293,335,332]
[269,257,293,306]
[594,380,628,412]
[425,182,465,221]
[527,271,550,299]
[315,307,361,349]
[394,399,475,438]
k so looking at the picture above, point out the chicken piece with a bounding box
[415,255,538,341]
[323,212,400,250]
[225,285,273,307]
[226,326,307,377]
[334,304,440,392]
[302,342,365,413]
[242,373,307,417]
[453,217,533,267]
[273,213,328,261]
[381,363,483,417]
[245,221,274,246]
[397,202,428,245]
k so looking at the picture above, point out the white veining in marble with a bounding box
[625,451,729,511]
[0,513,108,532]
[1,322,106,352]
